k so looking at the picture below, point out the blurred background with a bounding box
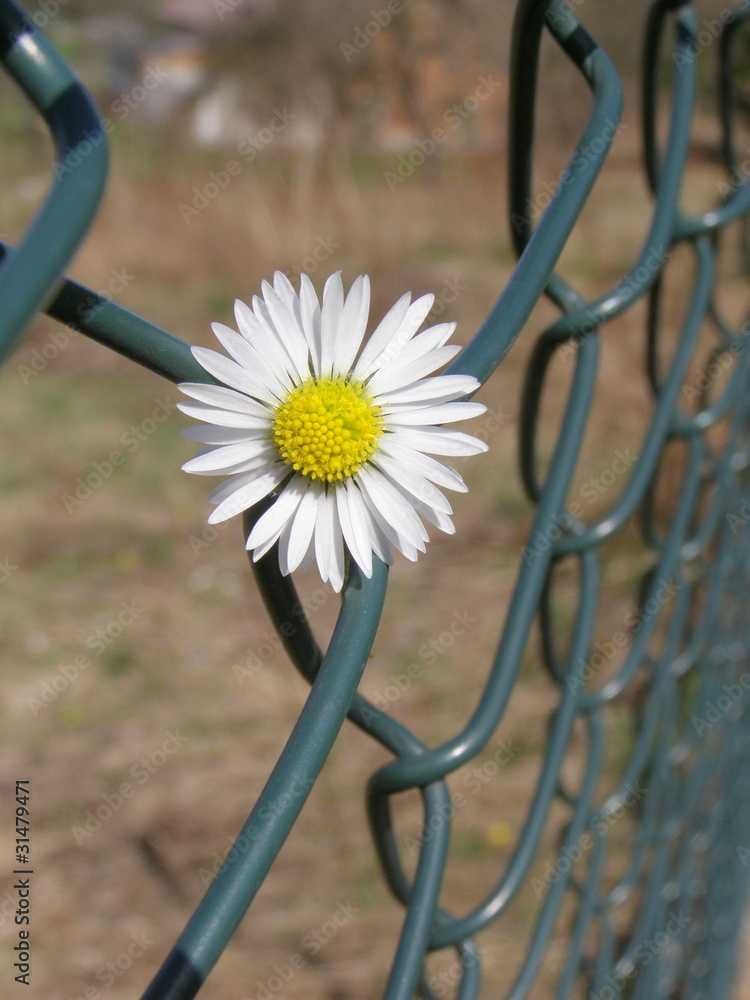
[1,0,749,997]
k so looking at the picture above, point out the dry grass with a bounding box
[0,67,747,1000]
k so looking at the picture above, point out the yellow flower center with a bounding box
[272,377,383,483]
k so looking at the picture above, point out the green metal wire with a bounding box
[1,0,749,997]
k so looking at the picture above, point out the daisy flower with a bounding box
[178,272,488,591]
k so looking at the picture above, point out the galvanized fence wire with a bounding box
[1,0,750,996]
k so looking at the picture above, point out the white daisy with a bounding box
[178,271,488,591]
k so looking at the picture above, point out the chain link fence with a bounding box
[2,0,750,996]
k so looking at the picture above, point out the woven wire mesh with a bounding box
[2,0,750,997]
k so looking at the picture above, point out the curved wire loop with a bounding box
[1,0,749,996]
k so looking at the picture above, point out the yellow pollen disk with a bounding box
[272,377,383,483]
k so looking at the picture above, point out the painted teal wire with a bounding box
[143,557,388,997]
[244,544,473,998]
[368,0,622,800]
[1,0,749,995]
[0,241,212,384]
[0,0,108,360]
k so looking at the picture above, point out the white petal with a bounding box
[328,493,346,592]
[208,471,262,506]
[205,465,282,509]
[252,295,301,383]
[378,436,468,492]
[252,525,284,562]
[366,293,435,373]
[367,346,461,396]
[234,299,294,391]
[371,322,456,377]
[179,382,272,417]
[320,271,344,376]
[246,474,306,550]
[356,465,427,551]
[273,270,298,306]
[389,427,489,457]
[346,481,379,574]
[253,295,302,383]
[336,482,372,577]
[177,401,272,431]
[191,346,280,404]
[277,515,296,576]
[311,489,352,589]
[298,541,319,572]
[373,454,452,514]
[351,291,412,380]
[354,489,392,564]
[210,324,288,399]
[183,425,261,446]
[227,336,290,401]
[286,482,323,573]
[262,279,311,382]
[282,271,319,379]
[182,439,273,474]
[210,323,264,374]
[314,489,335,583]
[188,453,275,478]
[299,274,322,377]
[382,401,486,425]
[410,495,455,534]
[378,468,456,535]
[334,275,371,376]
[357,482,420,562]
[208,466,287,525]
[374,375,480,407]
